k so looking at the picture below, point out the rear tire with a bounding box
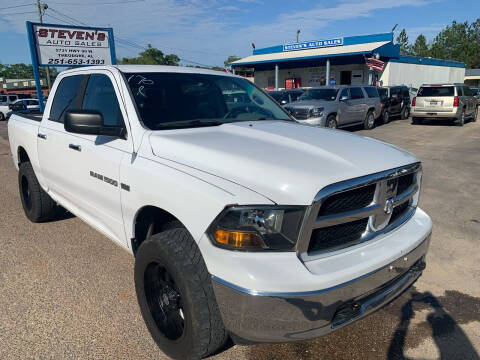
[134,229,228,359]
[18,162,57,222]
[382,110,390,124]
[455,110,465,126]
[472,107,477,122]
[364,111,375,130]
[401,106,410,120]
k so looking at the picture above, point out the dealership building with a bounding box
[231,33,465,90]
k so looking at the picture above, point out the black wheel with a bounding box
[0,112,5,121]
[326,115,337,129]
[455,110,465,126]
[134,228,228,359]
[364,111,375,130]
[401,106,410,120]
[412,117,422,125]
[382,110,390,124]
[18,162,56,222]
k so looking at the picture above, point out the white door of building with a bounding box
[351,70,364,85]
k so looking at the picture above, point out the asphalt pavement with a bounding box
[0,116,479,360]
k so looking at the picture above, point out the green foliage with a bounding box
[398,18,480,68]
[0,62,58,82]
[396,29,412,55]
[120,44,180,66]
[224,55,241,68]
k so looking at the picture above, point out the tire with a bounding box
[364,111,375,130]
[455,109,465,126]
[472,107,478,122]
[18,162,57,222]
[401,106,410,120]
[134,229,228,359]
[326,115,337,129]
[382,110,390,124]
[0,112,5,121]
[412,117,422,125]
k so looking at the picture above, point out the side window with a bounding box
[339,88,349,100]
[456,86,463,96]
[364,87,379,98]
[463,86,472,96]
[350,87,364,99]
[9,96,17,102]
[82,74,124,127]
[50,75,85,123]
[402,88,409,98]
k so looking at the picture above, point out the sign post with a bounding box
[26,21,116,112]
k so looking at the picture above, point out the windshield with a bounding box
[417,86,454,97]
[0,96,7,103]
[124,72,292,130]
[298,88,338,101]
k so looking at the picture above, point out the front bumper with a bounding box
[296,116,326,127]
[212,233,430,343]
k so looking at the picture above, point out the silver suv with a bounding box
[411,84,478,126]
[284,85,381,130]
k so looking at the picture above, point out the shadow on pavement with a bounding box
[388,290,480,360]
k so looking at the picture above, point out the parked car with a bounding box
[408,86,418,100]
[285,85,381,130]
[471,87,480,105]
[377,85,411,123]
[0,95,35,120]
[8,66,432,359]
[5,99,41,120]
[411,84,478,126]
[267,89,304,105]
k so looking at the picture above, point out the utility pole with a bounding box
[296,29,301,43]
[36,0,51,92]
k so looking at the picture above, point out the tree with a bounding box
[0,63,58,83]
[120,45,180,66]
[224,56,241,68]
[412,35,430,57]
[396,29,412,55]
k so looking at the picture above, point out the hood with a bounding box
[148,121,417,205]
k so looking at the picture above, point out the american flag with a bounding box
[365,57,385,72]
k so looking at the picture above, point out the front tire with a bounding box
[364,111,375,130]
[326,115,337,129]
[18,162,56,222]
[455,109,465,126]
[134,229,227,359]
[472,107,478,122]
[382,110,390,124]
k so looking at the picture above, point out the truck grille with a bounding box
[298,163,421,260]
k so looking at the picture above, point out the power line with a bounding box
[0,3,34,11]
[2,11,38,16]
[48,0,145,5]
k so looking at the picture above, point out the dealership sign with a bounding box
[26,21,116,111]
[283,38,343,52]
[29,23,115,66]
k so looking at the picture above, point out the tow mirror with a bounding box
[64,110,125,138]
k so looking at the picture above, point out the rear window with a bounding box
[417,86,454,97]
[378,88,388,99]
[363,87,379,98]
[350,87,364,99]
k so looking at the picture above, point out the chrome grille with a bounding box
[297,163,421,261]
[289,108,310,120]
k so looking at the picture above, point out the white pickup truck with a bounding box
[8,65,432,360]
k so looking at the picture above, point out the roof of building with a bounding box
[1,79,47,90]
[231,32,465,69]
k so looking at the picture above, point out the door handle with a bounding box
[69,144,81,151]
[38,133,47,139]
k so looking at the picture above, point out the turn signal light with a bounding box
[453,96,459,107]
[213,229,264,248]
[412,97,416,107]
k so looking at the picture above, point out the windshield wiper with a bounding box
[154,119,226,130]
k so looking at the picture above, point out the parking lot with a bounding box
[0,116,479,360]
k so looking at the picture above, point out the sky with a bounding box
[1,0,480,68]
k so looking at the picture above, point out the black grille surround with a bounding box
[298,163,422,260]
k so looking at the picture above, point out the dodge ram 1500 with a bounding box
[8,65,432,360]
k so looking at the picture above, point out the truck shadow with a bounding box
[241,287,480,360]
[52,206,75,222]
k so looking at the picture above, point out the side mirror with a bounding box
[340,95,349,101]
[64,110,125,138]
[281,100,288,105]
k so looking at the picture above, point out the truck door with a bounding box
[64,72,131,246]
[337,88,353,125]
[38,74,88,201]
[348,87,366,123]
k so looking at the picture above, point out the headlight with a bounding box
[207,206,306,251]
[310,107,324,118]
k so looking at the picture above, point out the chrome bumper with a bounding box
[212,234,430,344]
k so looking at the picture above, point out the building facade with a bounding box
[0,77,49,96]
[231,33,465,90]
